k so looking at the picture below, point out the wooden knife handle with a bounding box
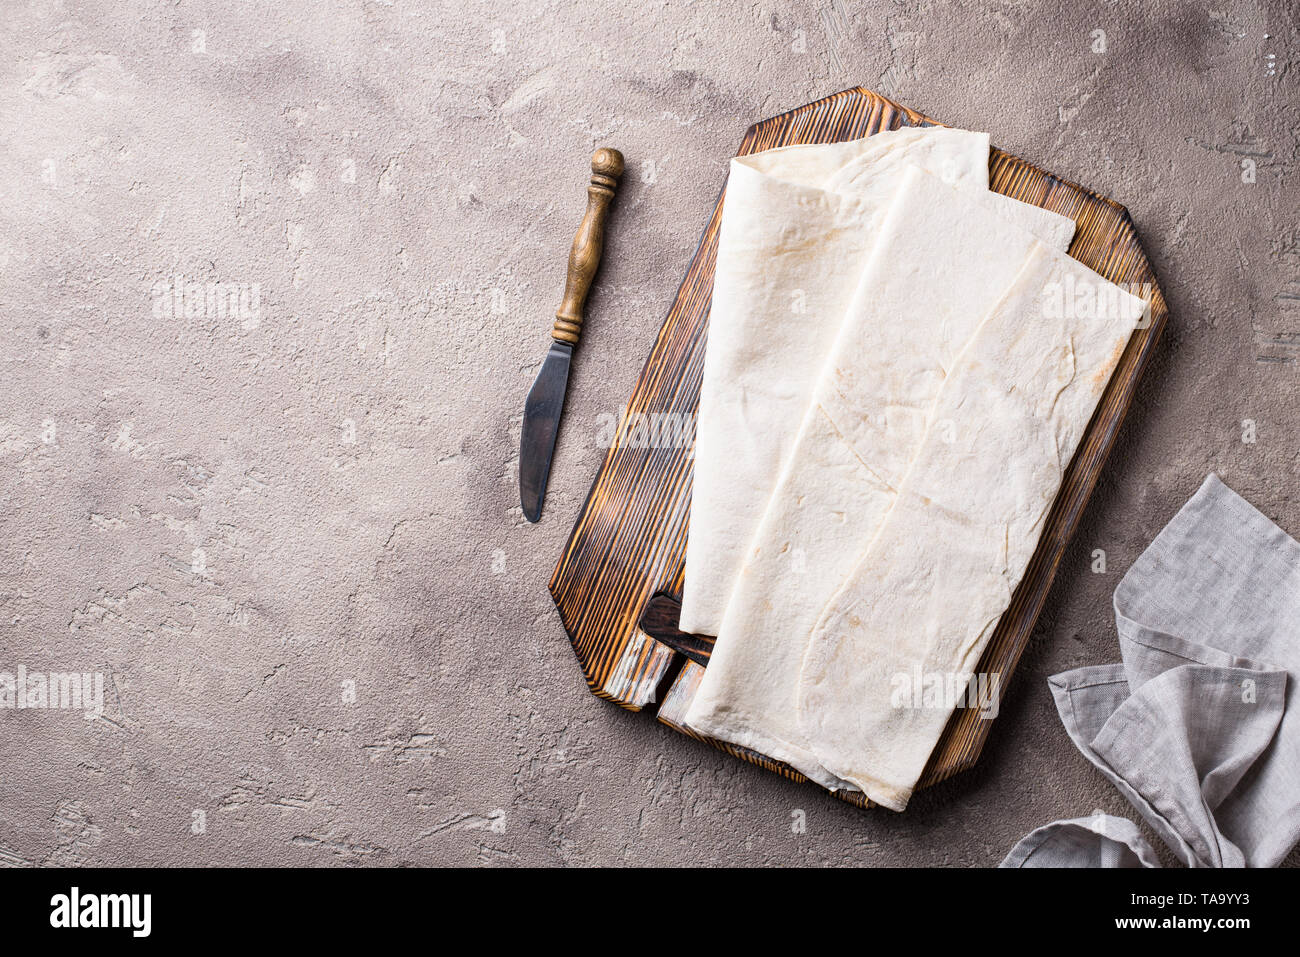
[552,147,624,346]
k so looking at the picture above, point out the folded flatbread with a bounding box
[685,167,1076,786]
[795,240,1146,810]
[680,128,1073,636]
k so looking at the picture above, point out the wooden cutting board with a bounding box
[548,87,1169,808]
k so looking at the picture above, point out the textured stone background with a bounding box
[1,0,1297,867]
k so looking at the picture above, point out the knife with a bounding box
[519,147,625,523]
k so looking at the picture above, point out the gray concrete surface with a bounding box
[1,0,1297,867]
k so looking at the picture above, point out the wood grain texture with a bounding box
[548,87,1169,807]
[637,593,714,667]
[552,148,625,346]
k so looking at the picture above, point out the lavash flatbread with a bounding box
[683,167,1076,785]
[680,128,1072,637]
[794,241,1146,811]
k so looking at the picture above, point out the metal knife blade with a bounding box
[517,146,623,522]
[519,340,572,523]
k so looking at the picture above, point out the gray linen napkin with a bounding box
[1002,813,1163,868]
[1002,473,1298,868]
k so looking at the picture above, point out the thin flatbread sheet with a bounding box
[795,242,1146,810]
[680,129,1072,637]
[684,167,1076,786]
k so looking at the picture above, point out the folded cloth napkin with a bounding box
[1002,813,1163,868]
[1003,473,1299,867]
